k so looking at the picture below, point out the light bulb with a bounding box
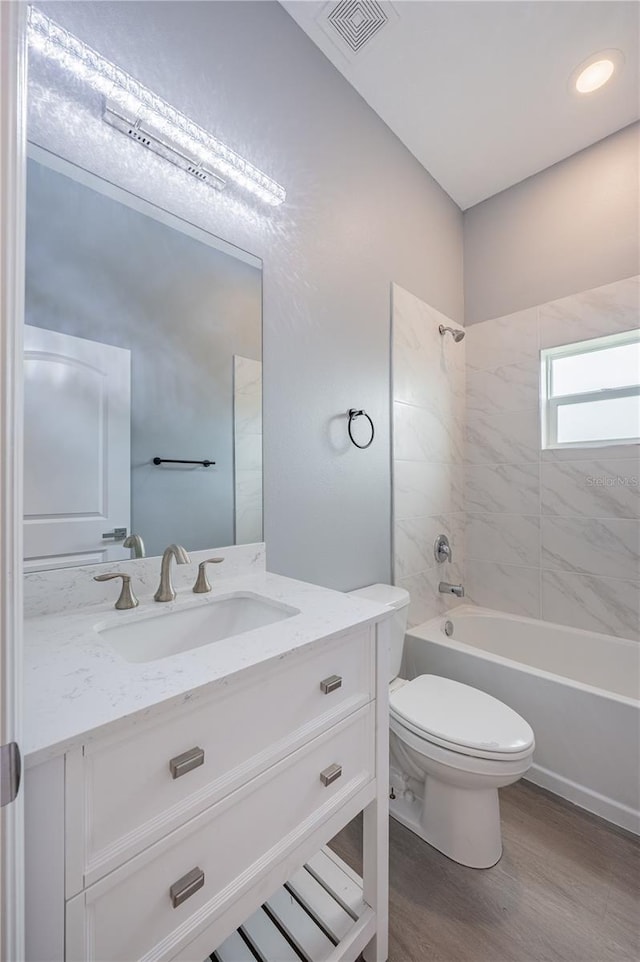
[575,58,615,93]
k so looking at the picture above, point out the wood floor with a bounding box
[330,781,640,962]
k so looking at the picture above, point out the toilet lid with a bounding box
[389,675,534,755]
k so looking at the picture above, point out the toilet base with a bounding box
[389,773,503,869]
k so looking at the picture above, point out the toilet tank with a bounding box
[348,584,410,681]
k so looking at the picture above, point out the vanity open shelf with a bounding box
[211,849,372,962]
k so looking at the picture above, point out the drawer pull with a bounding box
[320,763,343,787]
[320,674,342,694]
[169,747,205,779]
[170,866,205,908]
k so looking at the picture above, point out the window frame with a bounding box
[541,330,640,450]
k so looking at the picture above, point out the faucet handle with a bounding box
[94,572,139,610]
[192,558,224,594]
[434,534,452,564]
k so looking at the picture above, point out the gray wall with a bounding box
[464,123,640,324]
[25,159,262,557]
[30,0,464,589]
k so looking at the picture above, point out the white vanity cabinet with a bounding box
[25,619,390,962]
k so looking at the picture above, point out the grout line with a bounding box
[467,510,639,522]
[465,558,640,586]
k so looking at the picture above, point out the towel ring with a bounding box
[347,408,375,449]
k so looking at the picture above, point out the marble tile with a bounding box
[234,435,263,472]
[392,285,466,595]
[392,283,465,412]
[394,513,464,580]
[466,463,540,515]
[542,569,640,641]
[466,409,540,464]
[396,562,465,628]
[542,459,640,520]
[235,469,262,513]
[539,276,640,349]
[541,517,640,582]
[233,356,262,435]
[466,513,540,566]
[542,441,640,462]
[234,356,263,546]
[466,360,539,415]
[465,307,538,373]
[234,468,263,547]
[394,460,464,520]
[460,278,640,638]
[234,356,262,387]
[235,509,263,547]
[465,561,541,618]
[394,400,464,464]
[235,410,263,441]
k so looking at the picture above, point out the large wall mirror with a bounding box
[24,147,263,571]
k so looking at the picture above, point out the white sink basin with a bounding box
[97,592,300,664]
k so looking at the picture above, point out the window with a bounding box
[541,330,640,449]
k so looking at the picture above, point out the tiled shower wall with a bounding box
[233,356,263,545]
[392,284,466,627]
[465,275,640,641]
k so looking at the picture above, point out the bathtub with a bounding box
[403,605,640,834]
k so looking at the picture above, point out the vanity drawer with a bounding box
[67,626,374,890]
[66,704,375,962]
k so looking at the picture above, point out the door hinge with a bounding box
[0,742,21,807]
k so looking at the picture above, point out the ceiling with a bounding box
[281,1,640,210]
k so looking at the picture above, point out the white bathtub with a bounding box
[404,605,640,834]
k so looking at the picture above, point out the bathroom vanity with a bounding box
[23,547,391,962]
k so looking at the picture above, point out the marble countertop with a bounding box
[24,570,390,767]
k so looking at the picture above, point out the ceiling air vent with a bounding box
[318,1,399,60]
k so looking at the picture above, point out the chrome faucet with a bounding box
[439,582,465,598]
[154,544,191,602]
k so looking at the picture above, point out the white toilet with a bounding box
[349,584,535,869]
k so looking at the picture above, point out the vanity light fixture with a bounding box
[571,49,623,95]
[26,6,286,206]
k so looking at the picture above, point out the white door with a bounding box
[23,326,131,571]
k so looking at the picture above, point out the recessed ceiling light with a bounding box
[570,49,624,95]
[576,59,614,93]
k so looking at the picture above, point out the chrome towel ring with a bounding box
[347,408,375,449]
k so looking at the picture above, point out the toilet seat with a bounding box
[389,714,534,776]
[389,674,535,761]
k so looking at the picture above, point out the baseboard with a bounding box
[525,764,640,836]
[390,762,639,837]
[389,791,423,838]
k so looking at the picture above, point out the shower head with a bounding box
[438,324,465,343]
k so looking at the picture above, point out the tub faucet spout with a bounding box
[439,582,465,598]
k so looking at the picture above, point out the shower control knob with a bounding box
[434,534,452,564]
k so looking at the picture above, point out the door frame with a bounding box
[0,1,27,957]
